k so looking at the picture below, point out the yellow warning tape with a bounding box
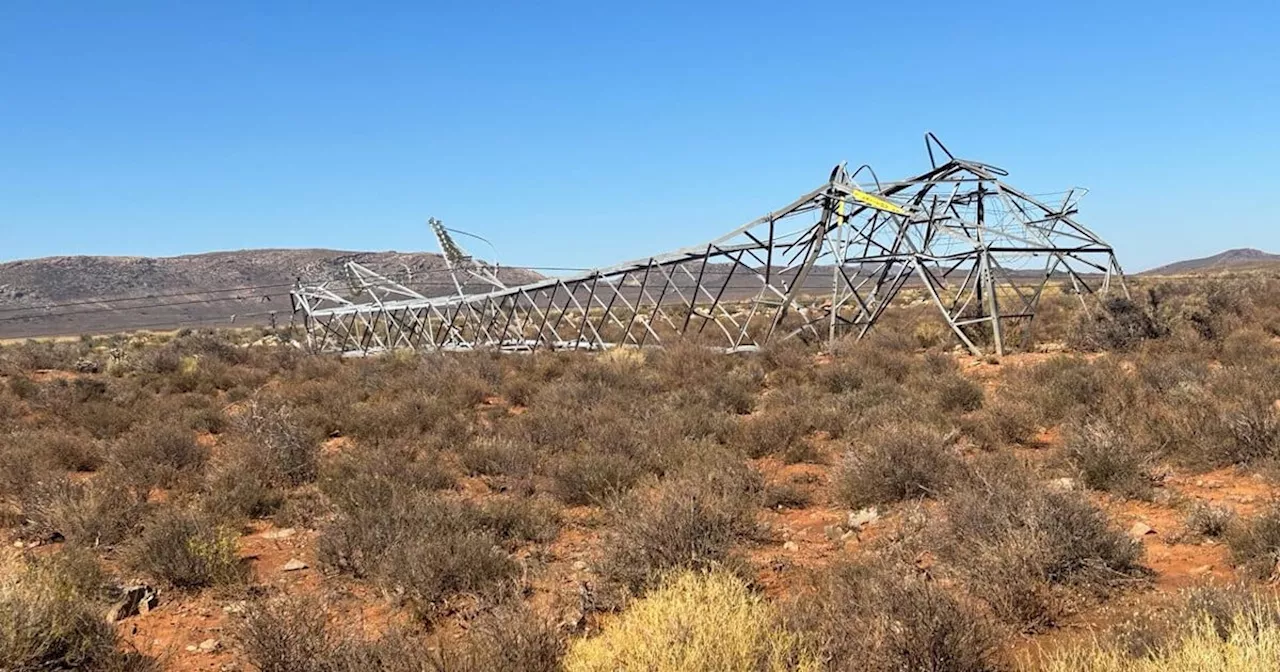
[850,190,907,216]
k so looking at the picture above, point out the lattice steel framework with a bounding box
[291,134,1127,356]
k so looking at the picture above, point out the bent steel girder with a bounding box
[291,134,1127,356]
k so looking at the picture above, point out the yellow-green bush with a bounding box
[563,569,819,672]
[1043,604,1280,671]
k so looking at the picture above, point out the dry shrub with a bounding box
[763,481,813,510]
[0,437,49,504]
[439,606,566,672]
[0,390,20,431]
[20,472,148,547]
[1,339,87,371]
[125,508,245,589]
[317,492,523,622]
[1015,356,1113,424]
[1067,295,1167,352]
[788,559,999,672]
[1137,367,1280,470]
[939,458,1145,629]
[1064,421,1156,499]
[963,395,1041,448]
[1219,328,1280,367]
[816,361,870,395]
[232,401,320,487]
[0,548,156,671]
[1043,590,1280,671]
[474,496,561,547]
[238,595,434,672]
[564,569,819,672]
[835,422,960,508]
[1183,501,1235,540]
[110,424,207,490]
[0,430,102,475]
[7,375,39,401]
[320,440,456,512]
[735,408,811,461]
[599,455,761,597]
[242,596,562,672]
[53,398,140,441]
[201,456,286,522]
[935,373,985,413]
[459,436,538,479]
[1227,504,1280,580]
[550,450,647,506]
[758,339,818,385]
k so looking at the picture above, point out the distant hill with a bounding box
[0,249,542,339]
[1143,248,1280,276]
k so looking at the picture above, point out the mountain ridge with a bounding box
[1142,248,1280,276]
[0,248,542,339]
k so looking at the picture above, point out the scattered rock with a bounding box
[1047,477,1077,493]
[1191,564,1214,575]
[12,541,22,548]
[222,601,247,615]
[1129,522,1156,538]
[783,541,799,552]
[846,507,880,530]
[823,525,841,542]
[106,584,159,623]
[262,527,297,540]
[281,558,308,572]
[571,560,588,571]
[198,638,221,653]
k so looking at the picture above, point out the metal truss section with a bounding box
[291,134,1127,356]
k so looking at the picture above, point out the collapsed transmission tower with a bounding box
[291,134,1126,356]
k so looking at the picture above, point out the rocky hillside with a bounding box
[1144,248,1280,276]
[0,249,542,339]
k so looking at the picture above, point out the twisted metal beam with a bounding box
[291,134,1127,356]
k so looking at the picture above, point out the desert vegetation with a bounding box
[4,275,1280,670]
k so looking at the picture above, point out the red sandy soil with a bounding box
[9,350,1279,670]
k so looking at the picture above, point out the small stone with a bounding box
[847,507,880,530]
[783,541,799,552]
[1047,477,1076,493]
[823,525,841,541]
[571,560,588,571]
[1194,480,1205,487]
[106,584,159,623]
[222,601,247,615]
[12,541,23,548]
[197,638,220,652]
[1129,522,1156,538]
[1191,564,1214,575]
[839,530,857,542]
[186,645,198,653]
[262,527,297,540]
[281,559,308,572]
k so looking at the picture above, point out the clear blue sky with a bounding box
[1,1,1276,271]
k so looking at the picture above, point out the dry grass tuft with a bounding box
[564,569,819,672]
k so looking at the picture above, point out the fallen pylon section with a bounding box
[290,134,1126,356]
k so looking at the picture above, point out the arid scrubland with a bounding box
[5,275,1280,671]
